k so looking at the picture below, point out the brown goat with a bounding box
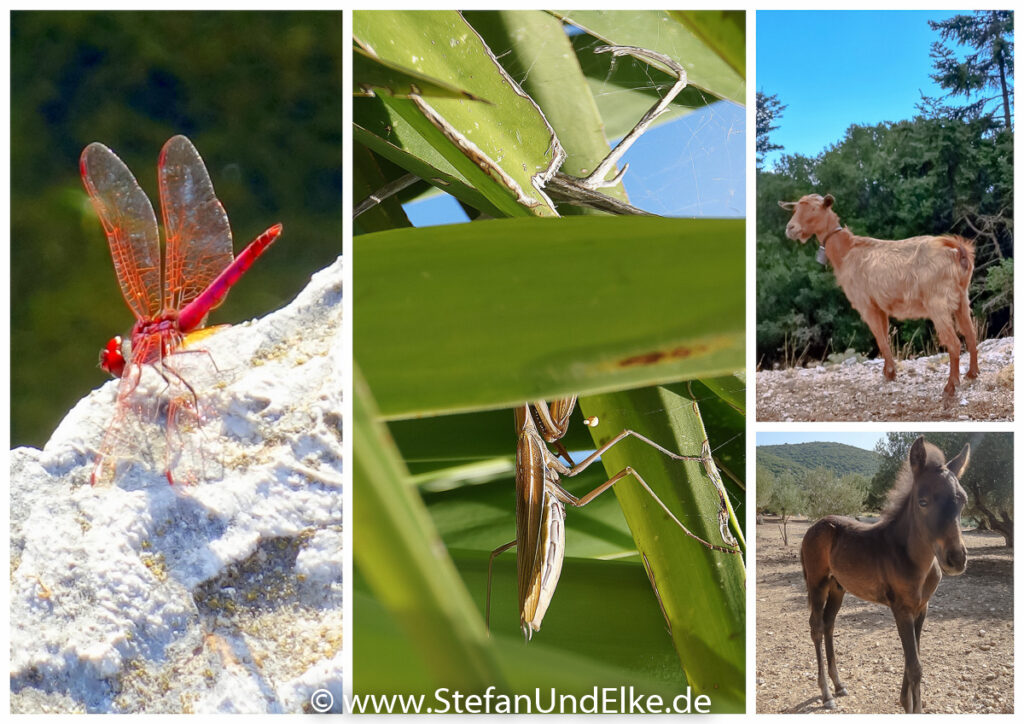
[778,194,979,399]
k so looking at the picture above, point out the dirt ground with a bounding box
[756,337,1013,422]
[756,517,1014,714]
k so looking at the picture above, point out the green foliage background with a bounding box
[11,11,342,446]
[757,117,1013,369]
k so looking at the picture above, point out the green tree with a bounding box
[756,91,786,170]
[756,464,776,516]
[769,472,804,545]
[923,11,1014,128]
[871,432,1012,547]
[870,433,919,509]
[803,467,869,520]
[923,432,1013,546]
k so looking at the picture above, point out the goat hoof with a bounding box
[836,686,848,697]
[823,697,837,710]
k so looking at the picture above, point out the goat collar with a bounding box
[816,225,843,266]
[820,225,844,245]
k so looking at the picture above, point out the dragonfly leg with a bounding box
[165,395,204,485]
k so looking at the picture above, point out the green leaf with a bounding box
[353,44,491,101]
[577,387,745,708]
[669,11,745,80]
[552,10,745,105]
[354,10,562,217]
[353,365,506,692]
[365,388,745,710]
[353,97,507,220]
[465,11,627,204]
[698,372,746,414]
[352,142,412,234]
[354,216,744,419]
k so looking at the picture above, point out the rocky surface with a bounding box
[10,258,343,714]
[756,337,1013,421]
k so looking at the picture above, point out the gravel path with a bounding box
[756,337,1013,422]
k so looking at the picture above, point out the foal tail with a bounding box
[799,538,812,608]
[800,517,837,607]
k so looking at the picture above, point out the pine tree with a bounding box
[924,11,1013,128]
[756,91,787,169]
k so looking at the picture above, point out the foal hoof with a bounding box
[966,368,980,380]
[835,686,848,697]
[822,697,837,710]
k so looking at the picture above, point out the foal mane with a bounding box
[879,441,947,522]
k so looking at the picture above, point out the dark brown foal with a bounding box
[800,437,969,712]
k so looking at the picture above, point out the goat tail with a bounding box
[939,235,975,277]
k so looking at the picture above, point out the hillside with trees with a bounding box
[756,442,881,544]
[757,433,1012,550]
[757,442,882,478]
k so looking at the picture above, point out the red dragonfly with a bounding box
[80,135,282,485]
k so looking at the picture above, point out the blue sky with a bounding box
[757,431,886,452]
[405,99,745,226]
[757,10,969,167]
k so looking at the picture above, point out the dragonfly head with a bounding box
[99,335,127,377]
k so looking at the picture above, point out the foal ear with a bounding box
[946,443,971,479]
[823,194,835,208]
[778,200,795,210]
[909,436,928,474]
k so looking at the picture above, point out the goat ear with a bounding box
[823,194,835,208]
[946,444,971,479]
[909,436,928,475]
[778,200,796,210]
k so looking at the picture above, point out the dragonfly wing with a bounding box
[80,143,162,321]
[158,135,234,313]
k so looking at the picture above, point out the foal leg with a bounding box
[823,583,848,697]
[894,608,924,713]
[954,293,980,379]
[900,606,928,710]
[808,583,836,708]
[860,304,896,380]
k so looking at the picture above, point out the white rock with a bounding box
[10,257,343,713]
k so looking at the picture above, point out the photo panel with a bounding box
[353,9,746,714]
[10,10,343,713]
[755,10,1013,422]
[755,430,1012,714]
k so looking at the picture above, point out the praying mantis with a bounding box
[486,394,743,640]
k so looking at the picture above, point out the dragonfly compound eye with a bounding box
[99,336,126,377]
